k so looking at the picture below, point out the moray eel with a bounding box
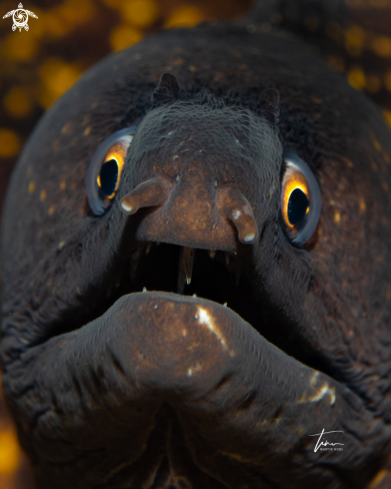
[1,1,391,488]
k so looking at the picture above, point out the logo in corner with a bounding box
[3,3,38,32]
[309,429,344,452]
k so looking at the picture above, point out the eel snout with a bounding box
[119,172,258,252]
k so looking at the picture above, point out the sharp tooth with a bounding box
[177,247,196,293]
[145,242,152,255]
[177,249,186,293]
[184,247,195,285]
[223,302,227,307]
[234,256,242,287]
[143,287,147,292]
[225,252,231,266]
[209,250,216,259]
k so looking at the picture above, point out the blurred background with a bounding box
[0,0,391,487]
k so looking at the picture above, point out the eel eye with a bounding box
[86,127,137,215]
[281,153,322,246]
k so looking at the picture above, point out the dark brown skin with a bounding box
[1,1,391,488]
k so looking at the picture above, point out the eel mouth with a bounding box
[110,239,319,374]
[124,242,255,319]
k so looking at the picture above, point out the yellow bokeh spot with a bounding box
[28,181,36,193]
[372,36,391,57]
[0,430,20,474]
[120,0,158,28]
[40,10,71,37]
[57,0,93,26]
[347,67,366,90]
[0,129,20,158]
[110,25,142,52]
[40,189,47,201]
[3,87,33,118]
[5,33,37,61]
[345,25,365,49]
[39,58,81,109]
[165,5,205,29]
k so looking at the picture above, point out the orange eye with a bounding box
[96,141,128,200]
[86,127,137,215]
[281,153,321,246]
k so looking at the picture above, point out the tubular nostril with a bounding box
[120,177,172,215]
[217,186,258,244]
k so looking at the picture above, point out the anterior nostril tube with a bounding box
[217,186,258,244]
[119,177,171,215]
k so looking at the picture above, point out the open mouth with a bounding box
[125,242,255,318]
[104,239,326,378]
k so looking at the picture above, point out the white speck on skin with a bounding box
[297,373,336,405]
[232,210,241,220]
[196,307,227,347]
[309,384,336,405]
[186,364,202,377]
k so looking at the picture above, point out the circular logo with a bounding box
[12,8,28,31]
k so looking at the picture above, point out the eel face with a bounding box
[1,13,391,489]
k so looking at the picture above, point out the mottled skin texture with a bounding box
[2,1,391,488]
